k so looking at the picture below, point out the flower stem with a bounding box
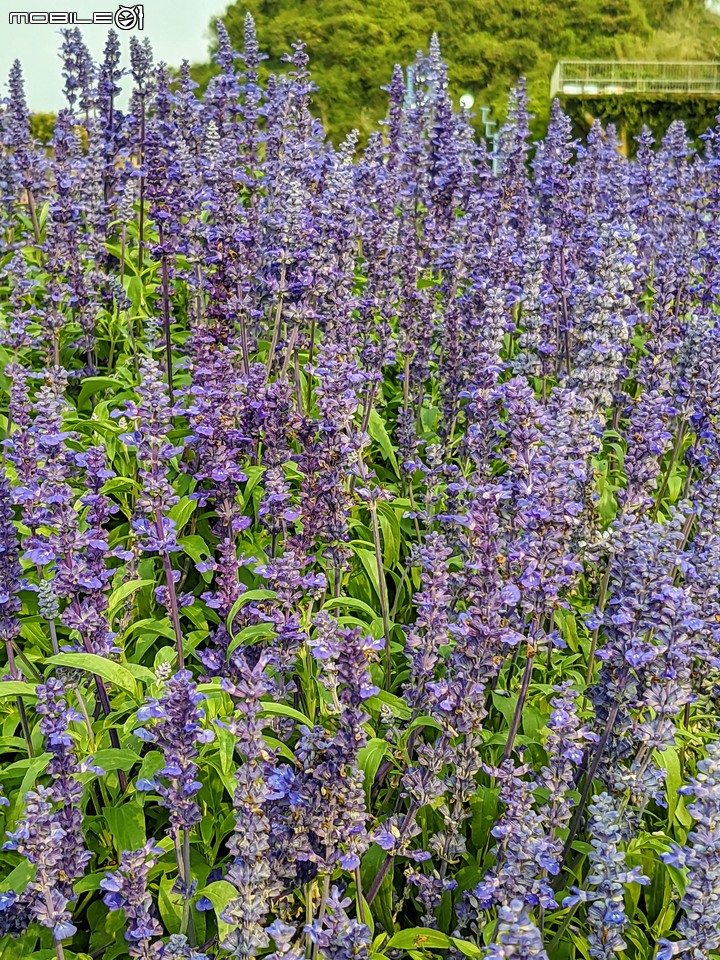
[47,617,60,656]
[26,188,41,245]
[653,419,685,519]
[556,702,619,880]
[154,508,185,669]
[369,501,392,689]
[354,865,367,924]
[4,639,34,756]
[311,874,331,960]
[367,800,420,905]
[178,829,196,945]
[266,264,286,375]
[585,563,611,685]
[158,225,174,405]
[502,643,535,762]
[137,102,146,273]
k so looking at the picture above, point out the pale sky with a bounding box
[0,0,227,112]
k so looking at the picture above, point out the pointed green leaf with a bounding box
[105,798,146,853]
[196,880,237,941]
[368,407,399,476]
[0,681,37,700]
[46,653,139,696]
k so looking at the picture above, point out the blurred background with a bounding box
[2,0,720,147]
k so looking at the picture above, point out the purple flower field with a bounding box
[0,16,719,960]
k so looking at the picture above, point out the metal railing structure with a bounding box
[550,60,720,99]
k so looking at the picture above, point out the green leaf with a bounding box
[521,704,546,740]
[352,545,382,600]
[386,929,482,957]
[196,880,237,941]
[569,930,591,960]
[0,856,35,894]
[136,749,165,784]
[555,610,579,653]
[215,724,236,776]
[241,464,266,508]
[664,861,687,899]
[78,376,120,410]
[363,845,394,934]
[406,715,444,737]
[103,476,141,496]
[108,579,154,619]
[259,700,313,727]
[226,589,277,632]
[358,738,389,804]
[11,753,51,819]
[90,748,140,773]
[263,735,296,764]
[420,405,439,432]
[675,795,693,829]
[368,407,399,476]
[227,622,277,658]
[158,875,183,935]
[491,691,517,724]
[321,596,378,622]
[0,931,39,960]
[196,681,229,701]
[169,495,197,529]
[667,473,683,503]
[367,690,412,721]
[596,478,618,524]
[448,939,483,959]
[122,662,158,684]
[657,746,682,822]
[470,788,499,851]
[126,275,145,310]
[641,851,667,926]
[377,507,401,570]
[46,653,139,696]
[179,535,211,566]
[0,681,37,700]
[105,797,146,853]
[73,873,104,895]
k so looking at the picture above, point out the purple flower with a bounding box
[563,794,649,959]
[485,899,548,960]
[658,738,720,960]
[36,677,101,892]
[469,761,558,914]
[304,886,371,960]
[403,532,453,709]
[162,934,209,960]
[539,682,597,836]
[0,470,25,657]
[2,60,48,231]
[134,670,214,837]
[219,652,279,959]
[4,785,78,942]
[101,840,165,958]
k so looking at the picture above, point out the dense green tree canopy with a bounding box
[191,0,720,141]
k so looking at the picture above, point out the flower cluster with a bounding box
[0,19,719,960]
[135,670,215,838]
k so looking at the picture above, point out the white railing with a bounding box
[550,60,720,98]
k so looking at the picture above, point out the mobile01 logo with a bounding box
[9,4,144,29]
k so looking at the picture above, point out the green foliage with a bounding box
[29,113,55,146]
[192,0,720,140]
[563,93,720,152]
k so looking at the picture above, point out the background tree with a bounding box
[190,0,720,142]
